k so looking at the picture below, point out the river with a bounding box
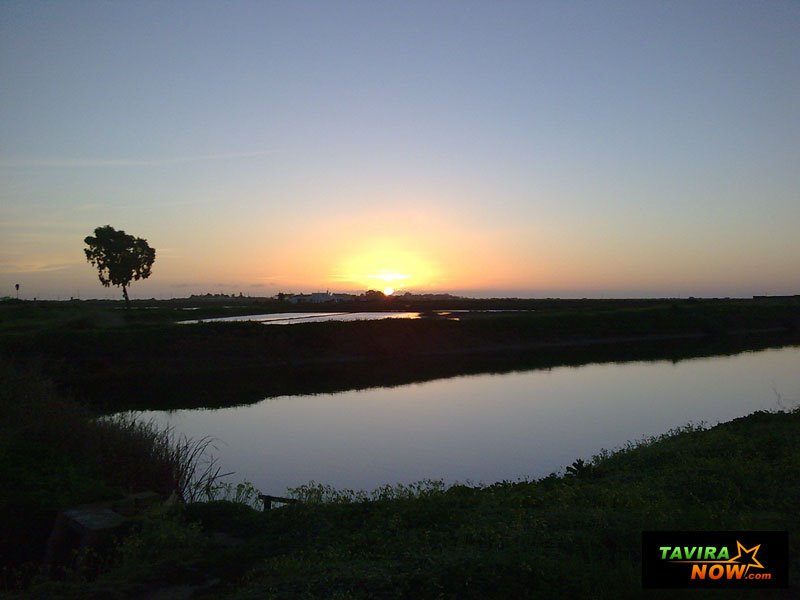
[135,345,800,496]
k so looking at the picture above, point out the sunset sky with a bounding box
[1,1,798,300]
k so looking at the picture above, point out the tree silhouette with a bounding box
[84,225,155,306]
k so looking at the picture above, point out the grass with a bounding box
[2,298,799,597]
[209,410,799,599]
[0,362,227,590]
[2,297,800,412]
[92,413,232,504]
[9,405,797,599]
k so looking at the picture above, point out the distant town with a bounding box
[188,290,464,304]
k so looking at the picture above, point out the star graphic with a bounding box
[726,540,764,570]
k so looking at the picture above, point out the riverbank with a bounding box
[194,408,800,599]
[2,298,799,411]
[7,376,797,598]
[0,363,223,590]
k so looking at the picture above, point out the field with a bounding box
[1,361,797,598]
[1,296,799,597]
[2,297,799,411]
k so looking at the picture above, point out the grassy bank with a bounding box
[210,408,799,599]
[0,363,224,590]
[15,405,798,599]
[2,298,799,411]
[2,343,798,598]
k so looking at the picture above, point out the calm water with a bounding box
[178,311,420,325]
[137,346,800,496]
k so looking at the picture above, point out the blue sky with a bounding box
[1,1,798,299]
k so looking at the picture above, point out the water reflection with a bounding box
[178,311,420,325]
[138,346,800,496]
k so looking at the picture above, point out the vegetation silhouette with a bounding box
[2,297,799,411]
[84,225,155,307]
[2,300,800,596]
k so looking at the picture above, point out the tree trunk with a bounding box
[122,284,129,308]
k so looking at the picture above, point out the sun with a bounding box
[334,242,439,292]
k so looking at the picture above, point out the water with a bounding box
[178,311,420,325]
[136,345,800,496]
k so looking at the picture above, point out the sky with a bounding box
[1,1,798,300]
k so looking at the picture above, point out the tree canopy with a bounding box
[84,225,156,305]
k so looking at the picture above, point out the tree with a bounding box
[362,289,386,301]
[84,225,155,306]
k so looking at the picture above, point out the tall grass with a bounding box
[0,360,230,504]
[1,360,236,591]
[91,413,232,503]
[288,479,447,504]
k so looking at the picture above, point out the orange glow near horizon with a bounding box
[332,238,442,292]
[261,209,539,294]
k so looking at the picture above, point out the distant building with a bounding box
[330,293,357,302]
[287,291,353,304]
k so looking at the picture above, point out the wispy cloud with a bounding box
[0,261,81,274]
[0,152,269,169]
